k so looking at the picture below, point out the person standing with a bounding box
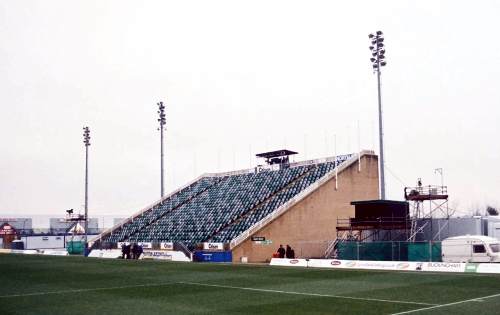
[285,245,292,259]
[137,244,143,259]
[121,243,126,259]
[277,245,286,258]
[124,242,131,259]
[131,243,138,259]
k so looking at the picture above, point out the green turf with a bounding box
[1,254,500,314]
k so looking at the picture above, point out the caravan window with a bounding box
[473,244,486,253]
[490,244,500,253]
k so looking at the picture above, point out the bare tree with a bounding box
[486,205,499,216]
[469,203,483,217]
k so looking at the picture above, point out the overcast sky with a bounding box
[1,0,499,217]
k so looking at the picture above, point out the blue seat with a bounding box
[102,156,353,248]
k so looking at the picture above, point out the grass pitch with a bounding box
[1,254,500,314]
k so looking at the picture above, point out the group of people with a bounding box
[277,244,295,259]
[121,242,144,259]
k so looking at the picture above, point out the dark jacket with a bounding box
[277,247,286,258]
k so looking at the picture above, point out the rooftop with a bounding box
[255,149,298,159]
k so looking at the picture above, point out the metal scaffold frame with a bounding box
[405,180,449,242]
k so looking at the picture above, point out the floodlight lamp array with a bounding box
[368,31,387,72]
[83,126,91,146]
[157,101,166,130]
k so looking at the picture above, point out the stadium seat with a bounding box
[101,155,352,248]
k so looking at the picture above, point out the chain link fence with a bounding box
[337,241,442,262]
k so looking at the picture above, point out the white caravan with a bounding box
[442,235,500,263]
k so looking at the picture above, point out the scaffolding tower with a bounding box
[404,179,449,242]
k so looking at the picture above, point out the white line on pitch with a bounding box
[389,292,500,315]
[178,281,436,306]
[0,282,176,299]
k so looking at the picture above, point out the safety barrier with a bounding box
[10,249,38,255]
[270,258,500,274]
[193,251,232,262]
[141,250,191,262]
[42,250,69,256]
[88,249,122,259]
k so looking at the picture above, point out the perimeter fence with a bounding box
[337,241,442,262]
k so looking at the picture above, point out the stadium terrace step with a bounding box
[96,154,353,249]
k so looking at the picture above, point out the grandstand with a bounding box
[94,150,379,262]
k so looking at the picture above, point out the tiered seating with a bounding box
[106,177,218,243]
[101,155,352,248]
[127,164,313,244]
[211,161,339,242]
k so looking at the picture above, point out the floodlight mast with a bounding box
[157,101,166,200]
[369,30,387,200]
[83,126,90,252]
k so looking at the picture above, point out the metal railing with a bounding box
[230,152,366,249]
[404,185,448,200]
[337,217,410,229]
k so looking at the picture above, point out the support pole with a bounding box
[157,102,166,201]
[83,126,91,255]
[84,143,88,246]
[160,118,164,198]
[377,68,386,199]
[368,30,387,200]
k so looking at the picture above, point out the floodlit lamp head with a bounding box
[368,34,374,38]
[378,43,385,48]
[370,57,376,62]
[372,52,377,57]
[380,61,387,66]
[376,30,383,35]
[369,46,374,50]
[377,37,384,43]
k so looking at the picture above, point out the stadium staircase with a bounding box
[205,164,316,242]
[96,176,222,244]
[112,177,223,243]
[94,153,358,250]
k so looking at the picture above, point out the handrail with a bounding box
[125,177,223,241]
[404,185,448,200]
[408,221,429,242]
[92,150,374,246]
[324,239,337,258]
[174,242,193,261]
[337,217,411,227]
[90,174,213,243]
[230,151,372,249]
[205,164,315,242]
[199,153,356,178]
